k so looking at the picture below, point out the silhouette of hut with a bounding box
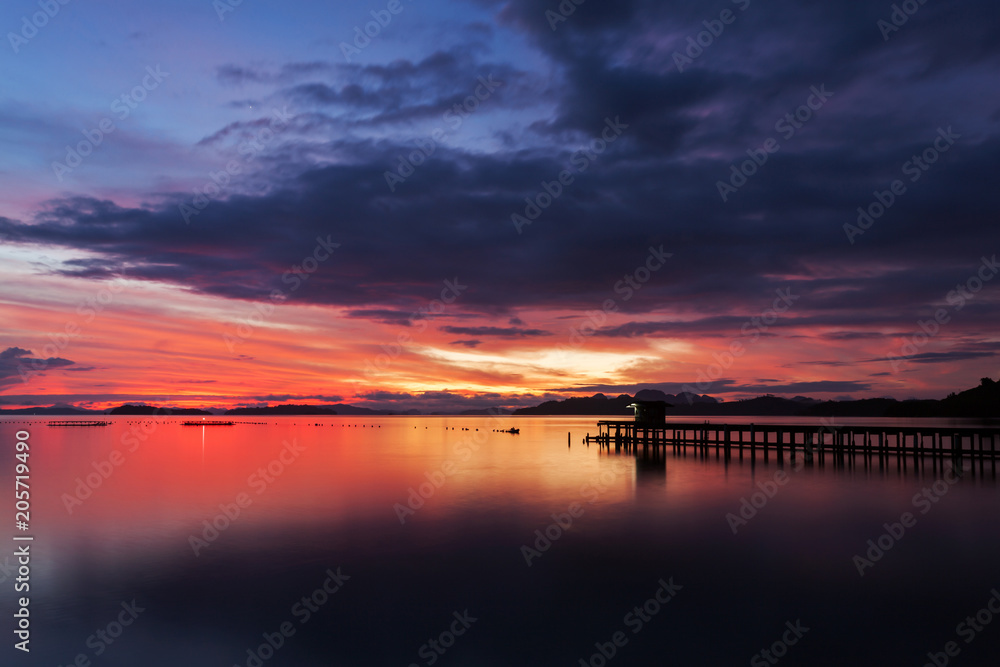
[627,400,670,425]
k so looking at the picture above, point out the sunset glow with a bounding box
[1,0,997,413]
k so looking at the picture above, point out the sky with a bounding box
[1,0,998,412]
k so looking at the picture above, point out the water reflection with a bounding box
[2,415,1000,666]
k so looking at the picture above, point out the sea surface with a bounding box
[2,415,1000,666]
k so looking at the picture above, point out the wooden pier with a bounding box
[585,420,1000,473]
[47,420,110,427]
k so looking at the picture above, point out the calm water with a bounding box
[3,415,1000,666]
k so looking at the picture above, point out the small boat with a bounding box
[181,421,234,426]
[506,428,519,434]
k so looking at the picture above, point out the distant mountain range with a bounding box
[109,404,213,415]
[512,390,717,416]
[513,378,1000,418]
[1,379,997,417]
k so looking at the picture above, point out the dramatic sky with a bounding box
[1,0,998,411]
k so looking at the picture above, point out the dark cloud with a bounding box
[252,394,345,403]
[551,379,871,397]
[728,381,873,394]
[440,326,552,337]
[0,347,78,387]
[0,0,997,383]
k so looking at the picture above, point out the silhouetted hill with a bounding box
[514,393,636,416]
[325,404,394,415]
[634,389,717,405]
[109,404,212,415]
[939,378,1000,417]
[0,405,98,415]
[676,395,806,416]
[513,378,999,418]
[226,404,339,416]
[460,408,512,415]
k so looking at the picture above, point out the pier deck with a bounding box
[585,420,1000,472]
